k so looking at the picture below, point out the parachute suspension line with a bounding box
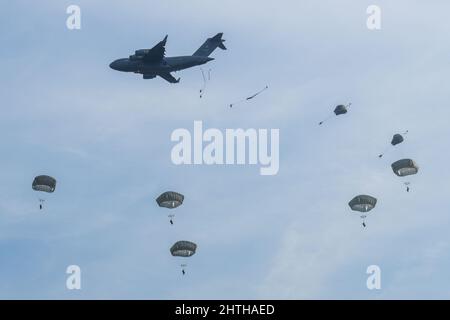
[199,68,212,99]
[378,145,391,158]
[201,68,206,81]
[229,85,269,108]
[39,198,45,210]
[229,98,246,108]
[400,130,409,143]
[199,68,206,98]
[404,182,411,192]
[318,114,333,125]
[181,264,187,275]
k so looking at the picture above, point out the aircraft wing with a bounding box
[158,72,180,83]
[142,35,168,63]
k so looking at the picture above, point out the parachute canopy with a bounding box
[391,159,419,177]
[348,195,377,213]
[170,241,197,257]
[334,105,348,116]
[32,175,56,193]
[156,191,184,209]
[391,134,404,146]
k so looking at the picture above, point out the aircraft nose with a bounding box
[109,60,119,70]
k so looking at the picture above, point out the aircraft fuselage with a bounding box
[109,55,213,75]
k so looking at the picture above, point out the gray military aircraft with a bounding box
[109,33,226,83]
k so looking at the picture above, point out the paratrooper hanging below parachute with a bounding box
[348,194,377,227]
[229,85,269,108]
[319,103,351,125]
[378,131,408,158]
[170,240,197,275]
[156,191,184,225]
[391,158,419,192]
[32,175,56,210]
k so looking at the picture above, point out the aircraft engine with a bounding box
[135,49,149,56]
[129,54,142,61]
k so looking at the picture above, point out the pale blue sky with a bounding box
[1,0,450,299]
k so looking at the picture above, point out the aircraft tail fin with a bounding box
[193,33,226,57]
